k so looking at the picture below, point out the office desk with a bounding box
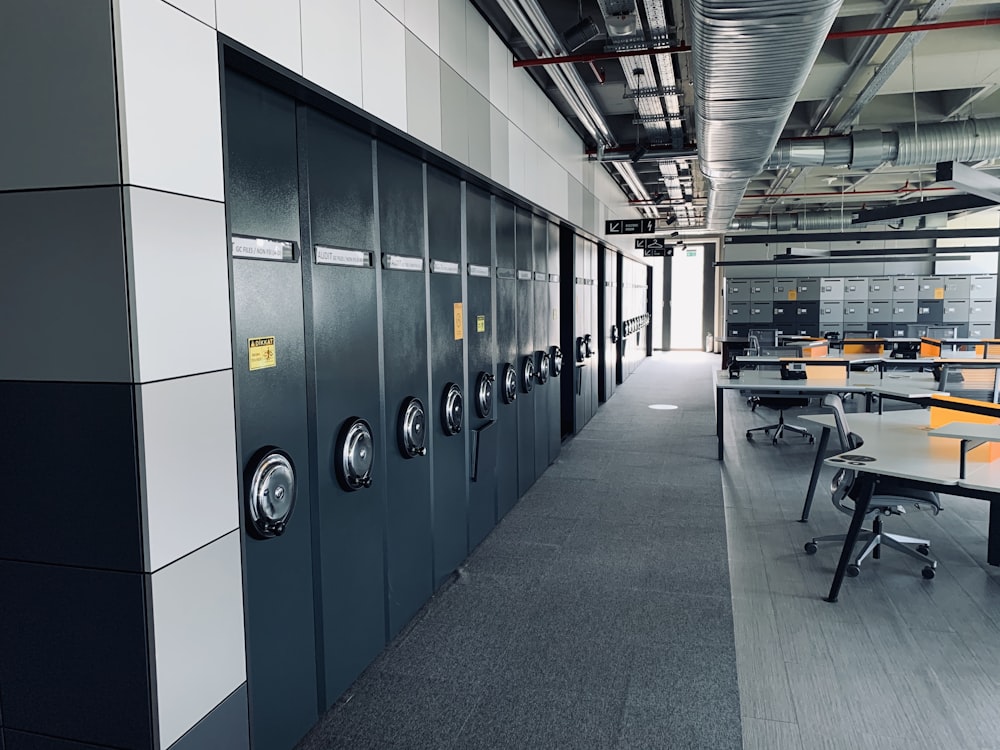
[815,418,1000,602]
[713,369,942,460]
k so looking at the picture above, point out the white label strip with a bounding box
[430,259,460,275]
[468,264,491,277]
[517,270,532,280]
[383,253,424,272]
[232,236,294,261]
[315,246,370,267]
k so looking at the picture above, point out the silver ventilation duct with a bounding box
[731,213,860,231]
[689,0,843,230]
[767,117,1000,170]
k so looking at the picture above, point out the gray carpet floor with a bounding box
[298,351,741,749]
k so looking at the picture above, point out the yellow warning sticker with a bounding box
[477,315,486,333]
[453,303,464,340]
[934,287,944,299]
[248,336,276,371]
[787,290,798,301]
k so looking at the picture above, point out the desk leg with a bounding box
[990,502,1000,567]
[800,426,831,522]
[716,386,724,460]
[825,472,875,603]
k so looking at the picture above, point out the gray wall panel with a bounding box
[467,88,491,178]
[1,1,120,190]
[440,65,469,165]
[167,685,249,750]
[0,188,131,382]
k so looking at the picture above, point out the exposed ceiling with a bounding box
[471,0,1000,234]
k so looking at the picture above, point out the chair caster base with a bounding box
[846,564,861,577]
[922,566,936,579]
[804,541,818,554]
[917,544,930,556]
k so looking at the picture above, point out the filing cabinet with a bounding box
[892,277,917,299]
[771,301,795,324]
[820,278,844,300]
[867,300,890,319]
[891,300,917,322]
[970,299,997,321]
[727,279,751,302]
[728,302,750,323]
[969,322,996,338]
[918,276,945,300]
[819,301,843,326]
[917,299,943,322]
[868,277,890,297]
[795,278,820,301]
[843,278,868,301]
[972,275,997,298]
[942,299,970,323]
[843,302,867,325]
[773,278,796,300]
[944,275,971,299]
[748,301,773,323]
[750,279,774,300]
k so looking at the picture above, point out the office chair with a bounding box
[745,396,814,444]
[804,394,940,579]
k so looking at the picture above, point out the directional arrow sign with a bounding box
[605,218,658,235]
[643,247,666,257]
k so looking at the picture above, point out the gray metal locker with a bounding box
[728,302,750,323]
[969,322,996,338]
[971,275,997,297]
[970,299,997,321]
[944,275,971,299]
[891,301,917,322]
[843,303,867,324]
[748,301,773,323]
[820,278,844,300]
[867,300,890,319]
[750,279,774,300]
[892,277,917,300]
[727,278,751,302]
[943,299,970,323]
[819,301,843,324]
[917,276,944,300]
[771,301,795,324]
[773,278,796,300]
[868,277,890,296]
[844,279,868,301]
[796,278,820,301]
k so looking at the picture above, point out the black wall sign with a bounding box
[605,218,656,235]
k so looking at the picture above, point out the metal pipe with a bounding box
[512,17,999,69]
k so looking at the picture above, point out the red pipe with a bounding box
[514,17,998,69]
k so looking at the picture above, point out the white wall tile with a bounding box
[164,0,216,27]
[440,64,469,164]
[405,33,442,150]
[137,370,239,571]
[467,87,491,177]
[115,0,224,201]
[303,0,363,107]
[377,0,404,22]
[490,105,509,186]
[216,0,301,74]
[438,0,466,79]
[487,30,509,116]
[507,66,525,129]
[125,188,232,383]
[151,531,246,747]
[404,0,438,53]
[465,5,489,96]
[508,126,527,196]
[361,0,407,131]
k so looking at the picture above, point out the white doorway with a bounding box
[669,244,704,349]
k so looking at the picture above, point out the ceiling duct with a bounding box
[689,0,843,231]
[767,117,1000,170]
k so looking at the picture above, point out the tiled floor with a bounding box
[298,351,742,749]
[723,372,1000,750]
